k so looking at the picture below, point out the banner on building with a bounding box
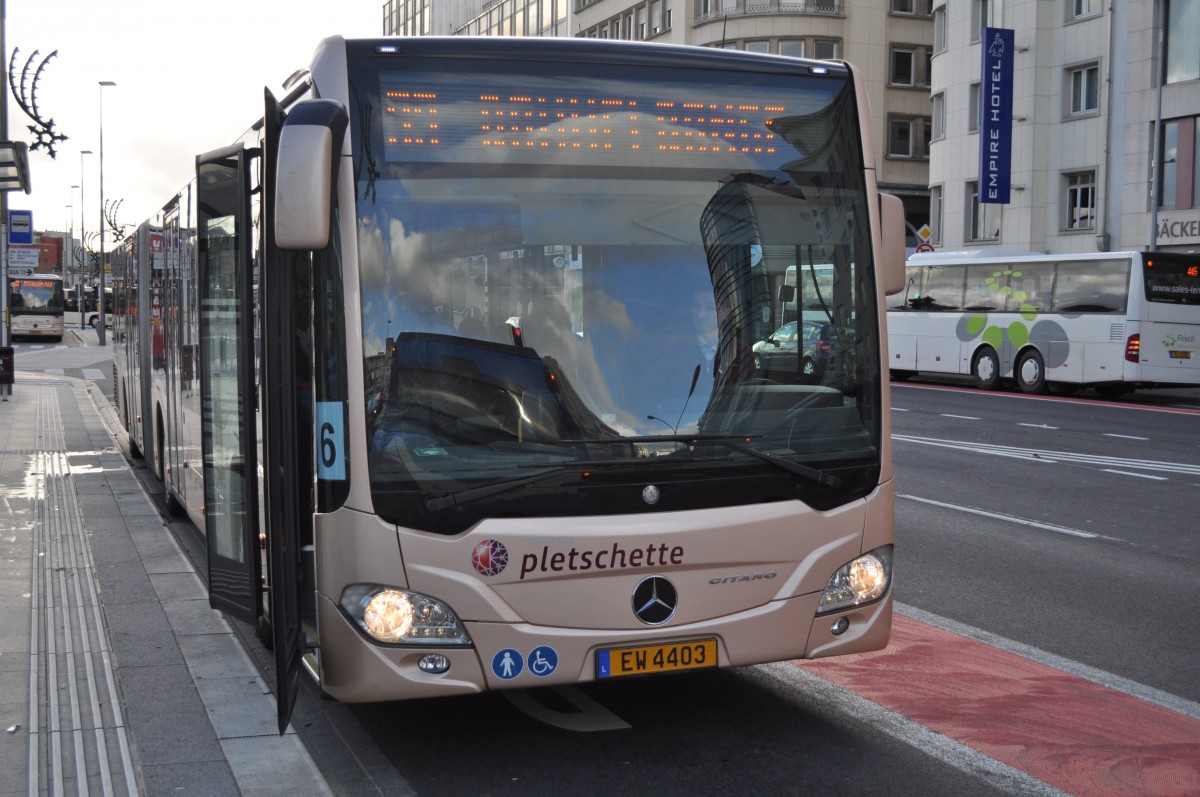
[979,27,1014,205]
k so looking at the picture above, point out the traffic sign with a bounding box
[7,247,39,271]
[915,224,934,243]
[8,209,33,245]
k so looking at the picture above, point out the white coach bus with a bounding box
[886,250,1200,398]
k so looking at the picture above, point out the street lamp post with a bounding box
[69,185,78,297]
[97,81,115,346]
[65,202,72,288]
[80,150,92,329]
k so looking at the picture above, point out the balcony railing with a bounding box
[695,0,842,24]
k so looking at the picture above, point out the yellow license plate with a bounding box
[1169,350,1191,359]
[596,638,717,679]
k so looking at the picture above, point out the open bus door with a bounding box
[260,88,310,735]
[196,145,267,634]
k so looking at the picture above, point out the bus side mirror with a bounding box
[275,99,349,251]
[878,193,906,296]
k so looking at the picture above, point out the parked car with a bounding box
[753,320,855,386]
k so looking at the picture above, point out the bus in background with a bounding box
[887,250,1200,398]
[112,36,906,732]
[8,273,65,342]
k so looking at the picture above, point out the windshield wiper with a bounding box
[424,456,654,511]
[426,435,843,512]
[559,434,842,489]
[424,463,588,513]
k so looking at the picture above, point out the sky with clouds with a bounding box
[5,0,379,246]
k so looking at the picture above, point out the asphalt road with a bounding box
[19,338,1199,796]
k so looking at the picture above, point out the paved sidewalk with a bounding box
[0,373,332,796]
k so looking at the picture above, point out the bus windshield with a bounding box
[349,50,882,530]
[10,277,64,314]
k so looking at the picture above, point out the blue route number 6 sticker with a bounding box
[316,401,346,480]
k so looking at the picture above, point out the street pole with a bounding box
[1,0,10,399]
[97,81,115,346]
[65,203,71,288]
[69,185,78,307]
[80,150,91,328]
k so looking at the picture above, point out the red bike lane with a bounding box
[794,614,1200,796]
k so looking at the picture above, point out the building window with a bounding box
[972,0,1000,41]
[1072,0,1100,18]
[968,83,981,133]
[930,186,943,244]
[891,0,932,13]
[1166,0,1200,84]
[889,118,914,157]
[932,92,945,140]
[967,181,1001,241]
[933,6,947,53]
[1069,63,1100,115]
[887,118,931,160]
[745,40,770,54]
[1065,172,1096,230]
[1155,116,1200,211]
[814,40,840,59]
[780,39,805,58]
[891,48,916,86]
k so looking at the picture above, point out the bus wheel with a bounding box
[1015,350,1047,394]
[972,347,1001,390]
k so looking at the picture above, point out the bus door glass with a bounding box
[196,145,262,625]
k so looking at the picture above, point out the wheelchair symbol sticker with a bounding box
[528,646,558,677]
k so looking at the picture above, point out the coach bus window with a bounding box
[918,265,965,311]
[1051,260,1129,313]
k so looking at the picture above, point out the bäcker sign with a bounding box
[1156,210,1200,246]
[979,27,1015,205]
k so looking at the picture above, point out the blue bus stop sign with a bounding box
[8,210,33,245]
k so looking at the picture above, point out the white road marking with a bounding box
[940,414,980,420]
[1101,469,1167,481]
[898,494,1106,539]
[893,434,1200,477]
[1017,423,1059,429]
[1103,433,1149,441]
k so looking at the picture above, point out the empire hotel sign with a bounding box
[980,28,1015,205]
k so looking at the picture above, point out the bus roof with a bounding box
[906,250,1142,266]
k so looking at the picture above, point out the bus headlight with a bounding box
[816,547,892,615]
[339,585,472,646]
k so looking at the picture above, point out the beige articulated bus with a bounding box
[110,35,905,732]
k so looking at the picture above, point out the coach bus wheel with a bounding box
[1015,350,1046,394]
[971,347,1001,390]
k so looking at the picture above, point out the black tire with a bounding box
[155,413,166,481]
[1014,349,1047,394]
[889,369,915,382]
[799,357,818,383]
[971,347,1001,390]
